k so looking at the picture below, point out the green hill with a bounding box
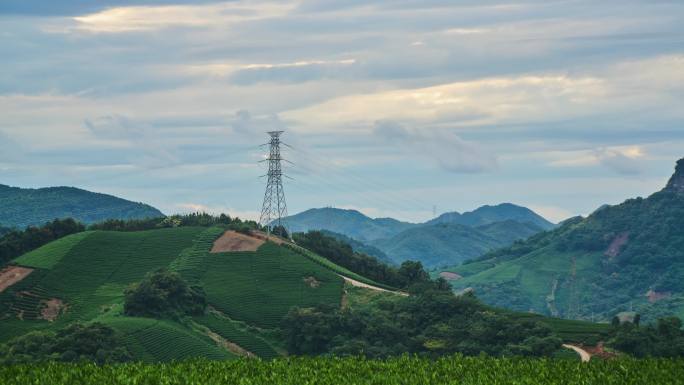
[372,220,543,268]
[427,203,555,230]
[0,226,346,360]
[447,158,684,323]
[0,184,163,229]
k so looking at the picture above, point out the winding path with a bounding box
[338,275,408,296]
[563,344,591,362]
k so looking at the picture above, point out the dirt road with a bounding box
[338,275,408,296]
[563,344,591,362]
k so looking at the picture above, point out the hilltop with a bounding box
[0,185,163,229]
[426,203,554,230]
[284,204,553,268]
[446,157,684,323]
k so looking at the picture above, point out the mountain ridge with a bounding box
[0,184,164,228]
[447,157,684,322]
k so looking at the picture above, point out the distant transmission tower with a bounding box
[259,131,288,236]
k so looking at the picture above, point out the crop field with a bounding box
[193,313,280,359]
[509,312,611,344]
[0,226,353,362]
[103,317,234,362]
[1,356,682,385]
[201,242,344,328]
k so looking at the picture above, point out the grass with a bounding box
[1,356,682,385]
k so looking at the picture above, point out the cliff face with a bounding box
[665,158,684,194]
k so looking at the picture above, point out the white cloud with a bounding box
[548,145,646,175]
[284,74,607,129]
[373,120,497,173]
[68,1,296,33]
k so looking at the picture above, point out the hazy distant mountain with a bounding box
[0,184,164,229]
[372,220,544,268]
[285,204,553,267]
[446,158,684,322]
[283,208,415,241]
[427,203,555,230]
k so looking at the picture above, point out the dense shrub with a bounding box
[283,291,561,358]
[124,269,207,319]
[609,316,684,357]
[293,231,431,289]
[0,323,130,364]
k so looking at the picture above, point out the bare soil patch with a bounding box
[605,232,629,258]
[40,298,66,321]
[205,329,256,358]
[251,230,286,245]
[0,266,34,293]
[646,289,671,303]
[303,276,321,288]
[211,231,265,253]
[439,272,462,281]
[563,344,591,362]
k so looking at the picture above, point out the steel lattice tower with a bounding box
[259,131,288,235]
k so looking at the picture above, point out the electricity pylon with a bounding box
[258,131,288,236]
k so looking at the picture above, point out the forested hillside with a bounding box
[0,185,163,229]
[447,158,684,322]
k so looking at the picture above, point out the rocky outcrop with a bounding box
[665,158,684,193]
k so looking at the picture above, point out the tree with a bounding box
[397,261,429,287]
[124,269,206,319]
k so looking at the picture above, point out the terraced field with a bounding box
[0,226,349,361]
[201,242,344,328]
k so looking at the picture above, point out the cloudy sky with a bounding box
[1,0,683,223]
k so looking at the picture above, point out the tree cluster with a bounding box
[89,213,259,232]
[283,290,561,358]
[293,231,432,289]
[609,316,684,357]
[124,269,207,319]
[0,323,130,364]
[0,218,85,265]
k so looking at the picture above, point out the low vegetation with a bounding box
[1,356,682,385]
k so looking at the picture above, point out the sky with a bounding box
[1,0,683,224]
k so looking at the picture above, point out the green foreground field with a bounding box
[1,356,682,385]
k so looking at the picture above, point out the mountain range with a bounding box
[0,184,164,229]
[284,203,555,268]
[445,158,684,323]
